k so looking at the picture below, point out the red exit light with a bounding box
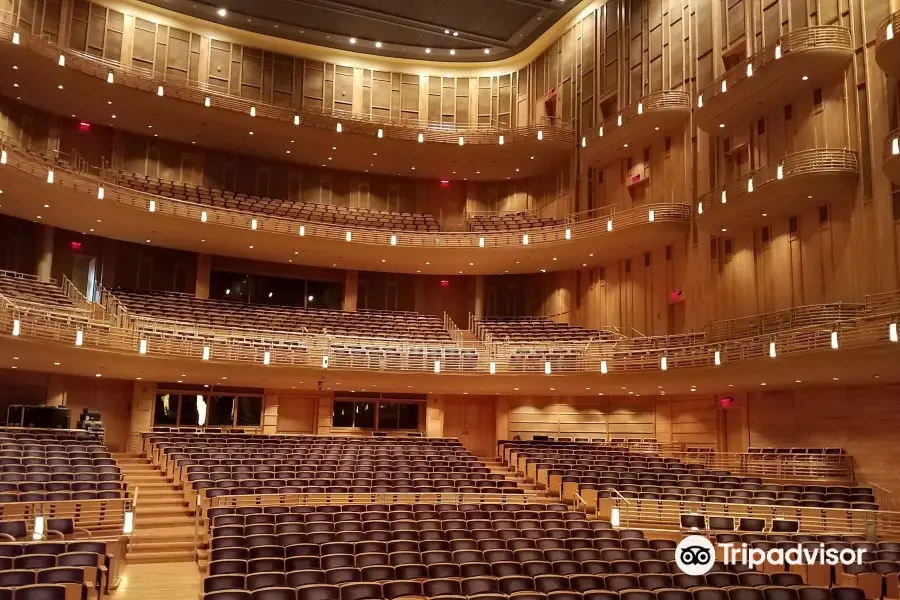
[440,280,450,288]
[70,241,82,250]
[440,180,450,188]
[78,122,91,132]
[719,397,733,409]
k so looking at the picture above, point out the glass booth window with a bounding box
[236,397,263,426]
[153,393,179,426]
[209,396,236,426]
[332,400,420,430]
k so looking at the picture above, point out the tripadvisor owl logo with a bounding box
[675,535,716,575]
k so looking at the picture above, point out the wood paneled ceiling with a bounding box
[138,0,579,61]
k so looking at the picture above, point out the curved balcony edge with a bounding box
[0,143,691,274]
[882,128,900,186]
[0,24,577,147]
[1,299,899,380]
[581,91,691,166]
[876,12,900,79]
[695,26,853,132]
[695,149,859,230]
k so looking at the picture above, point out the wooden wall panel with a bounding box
[275,395,316,433]
[442,396,496,458]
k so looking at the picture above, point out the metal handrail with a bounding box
[704,301,866,341]
[0,23,575,144]
[585,90,691,142]
[698,26,853,107]
[876,11,900,48]
[697,149,859,217]
[0,139,692,248]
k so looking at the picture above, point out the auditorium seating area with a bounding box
[0,538,113,599]
[0,429,124,503]
[501,441,875,510]
[0,273,78,310]
[142,434,514,508]
[109,170,441,232]
[467,214,565,232]
[474,319,615,343]
[112,290,452,341]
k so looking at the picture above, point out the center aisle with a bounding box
[111,563,202,600]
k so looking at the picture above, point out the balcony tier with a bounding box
[0,143,691,275]
[581,91,691,166]
[0,24,575,181]
[2,294,900,395]
[696,149,859,231]
[876,12,900,79]
[695,27,852,134]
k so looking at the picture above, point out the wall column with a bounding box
[196,254,211,298]
[262,394,279,434]
[426,395,444,438]
[46,375,66,407]
[130,381,155,441]
[343,270,358,311]
[36,225,55,282]
[474,275,485,318]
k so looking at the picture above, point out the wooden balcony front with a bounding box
[696,149,859,231]
[882,128,900,186]
[695,27,852,133]
[581,91,691,166]
[876,12,900,79]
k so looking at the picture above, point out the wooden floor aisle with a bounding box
[110,562,201,600]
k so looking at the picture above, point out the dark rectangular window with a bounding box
[819,205,829,223]
[153,393,180,426]
[377,403,399,429]
[209,396,236,426]
[597,267,605,281]
[397,404,420,429]
[664,136,671,151]
[180,395,201,427]
[761,226,771,245]
[784,104,792,120]
[626,157,633,170]
[813,88,823,107]
[644,252,651,267]
[332,401,355,428]
[643,148,650,162]
[354,402,376,428]
[724,239,733,256]
[893,189,900,221]
[789,216,799,234]
[625,259,631,274]
[757,119,765,134]
[710,238,718,259]
[665,245,673,260]
[236,397,263,426]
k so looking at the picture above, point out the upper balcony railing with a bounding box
[0,138,691,252]
[698,26,852,110]
[584,90,691,146]
[704,302,867,341]
[876,12,900,78]
[696,148,858,221]
[882,127,900,186]
[0,21,575,146]
[2,287,899,376]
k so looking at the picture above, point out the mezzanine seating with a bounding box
[110,170,441,232]
[467,214,565,232]
[112,290,452,341]
[0,429,124,503]
[475,318,616,343]
[0,274,77,310]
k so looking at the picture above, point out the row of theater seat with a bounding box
[114,289,453,341]
[110,170,441,232]
[0,275,78,310]
[467,214,565,233]
[204,585,863,600]
[475,318,611,343]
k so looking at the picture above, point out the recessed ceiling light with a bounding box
[217,8,227,17]
[719,123,724,128]
[12,66,17,70]
[444,29,450,34]
[349,37,356,44]
[453,31,458,36]
[375,41,383,48]
[57,85,63,89]
[53,362,60,366]
[249,131,254,135]
[802,75,808,81]
[425,48,431,54]
[484,48,490,54]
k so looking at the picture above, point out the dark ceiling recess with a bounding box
[144,0,579,61]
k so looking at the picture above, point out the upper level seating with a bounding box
[112,290,452,341]
[501,441,875,510]
[0,429,124,503]
[0,274,76,310]
[142,434,510,503]
[467,213,565,232]
[110,170,441,232]
[475,318,615,343]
